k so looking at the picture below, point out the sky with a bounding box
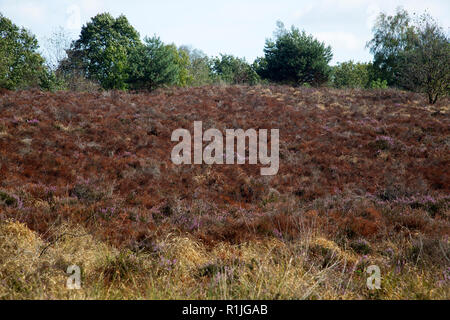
[0,0,449,65]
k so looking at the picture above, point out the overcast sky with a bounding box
[1,0,449,65]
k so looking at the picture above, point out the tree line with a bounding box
[0,8,448,103]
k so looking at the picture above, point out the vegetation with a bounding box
[366,8,449,103]
[366,8,415,87]
[257,22,333,86]
[331,61,371,89]
[0,87,448,299]
[397,14,449,104]
[179,46,214,86]
[0,14,48,90]
[62,13,141,90]
[127,36,183,91]
[0,7,448,299]
[1,9,448,102]
[212,54,259,85]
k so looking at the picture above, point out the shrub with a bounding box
[0,191,16,206]
[370,78,388,89]
[350,239,372,255]
[212,54,259,85]
[332,61,371,88]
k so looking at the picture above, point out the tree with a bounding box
[127,36,180,91]
[212,54,259,85]
[179,46,213,86]
[366,8,416,87]
[0,13,47,90]
[332,61,371,89]
[397,14,449,104]
[258,22,333,86]
[66,13,141,90]
[43,27,73,71]
[167,44,191,87]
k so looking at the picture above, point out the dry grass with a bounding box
[0,86,448,299]
[0,220,448,300]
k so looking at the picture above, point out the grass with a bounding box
[0,220,448,300]
[0,85,448,299]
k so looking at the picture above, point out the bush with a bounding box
[212,54,259,85]
[370,78,388,89]
[332,61,371,89]
[258,21,333,86]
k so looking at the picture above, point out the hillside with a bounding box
[0,86,449,299]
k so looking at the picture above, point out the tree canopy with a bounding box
[0,13,47,90]
[66,13,141,90]
[257,22,333,86]
[366,8,416,87]
[397,14,449,104]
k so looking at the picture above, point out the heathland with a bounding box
[0,86,448,299]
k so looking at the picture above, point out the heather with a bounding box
[0,86,448,299]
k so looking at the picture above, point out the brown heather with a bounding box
[0,85,448,299]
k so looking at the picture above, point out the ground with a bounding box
[0,85,448,299]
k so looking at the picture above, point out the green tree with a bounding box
[397,14,449,104]
[127,36,180,91]
[179,46,213,86]
[366,8,416,87]
[212,54,259,85]
[66,13,141,90]
[0,13,47,90]
[258,22,333,86]
[167,44,191,87]
[332,61,371,89]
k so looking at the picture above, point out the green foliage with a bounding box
[168,45,191,87]
[370,78,388,89]
[0,13,47,90]
[258,22,333,86]
[66,13,141,90]
[332,61,371,89]
[127,37,180,91]
[212,54,259,85]
[180,47,214,86]
[38,68,67,91]
[366,8,416,87]
[0,191,16,206]
[397,14,449,104]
